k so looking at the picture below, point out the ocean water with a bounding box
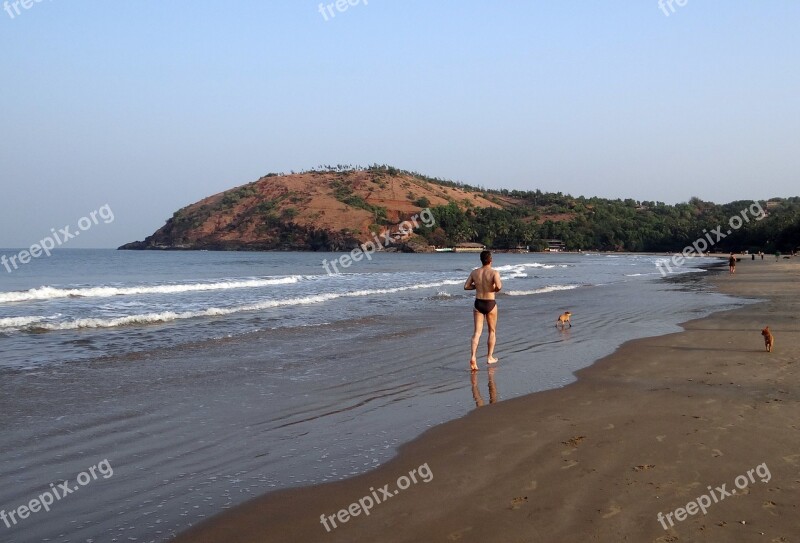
[0,250,744,542]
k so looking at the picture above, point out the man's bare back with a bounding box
[464,251,502,371]
[465,266,502,301]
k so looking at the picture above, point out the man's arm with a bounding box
[493,271,503,292]
[464,271,476,290]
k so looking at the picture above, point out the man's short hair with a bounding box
[480,250,492,265]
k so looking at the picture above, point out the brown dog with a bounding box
[761,326,774,352]
[556,311,572,329]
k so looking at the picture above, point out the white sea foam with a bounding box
[20,279,465,331]
[0,316,47,328]
[505,285,581,296]
[0,277,303,304]
[495,262,557,271]
[494,262,560,279]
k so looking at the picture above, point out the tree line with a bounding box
[413,196,800,253]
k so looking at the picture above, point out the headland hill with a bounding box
[119,165,800,254]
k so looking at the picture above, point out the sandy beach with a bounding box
[172,257,799,543]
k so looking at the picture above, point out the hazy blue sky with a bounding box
[1,0,798,248]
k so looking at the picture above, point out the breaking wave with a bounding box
[504,284,582,296]
[0,277,303,304]
[8,279,465,332]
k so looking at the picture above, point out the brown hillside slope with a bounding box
[119,169,504,251]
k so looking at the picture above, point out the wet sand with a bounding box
[173,258,800,543]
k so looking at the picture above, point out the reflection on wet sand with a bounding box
[471,367,498,407]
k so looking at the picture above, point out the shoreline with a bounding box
[172,258,799,542]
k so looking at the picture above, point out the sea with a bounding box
[0,250,745,542]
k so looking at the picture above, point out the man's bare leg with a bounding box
[470,310,484,371]
[486,307,498,364]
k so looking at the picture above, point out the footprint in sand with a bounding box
[510,496,528,510]
[561,435,586,448]
[562,459,579,470]
[447,527,473,541]
[712,449,724,457]
[524,480,538,491]
[604,423,615,430]
[656,435,667,442]
[602,504,622,518]
[782,454,800,466]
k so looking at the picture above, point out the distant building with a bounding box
[544,239,565,252]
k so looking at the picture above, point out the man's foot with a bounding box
[487,356,498,365]
[470,358,479,372]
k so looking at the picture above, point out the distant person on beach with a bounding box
[729,253,736,274]
[752,253,756,261]
[464,250,502,371]
[761,251,764,260]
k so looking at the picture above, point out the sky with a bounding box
[1,0,798,248]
